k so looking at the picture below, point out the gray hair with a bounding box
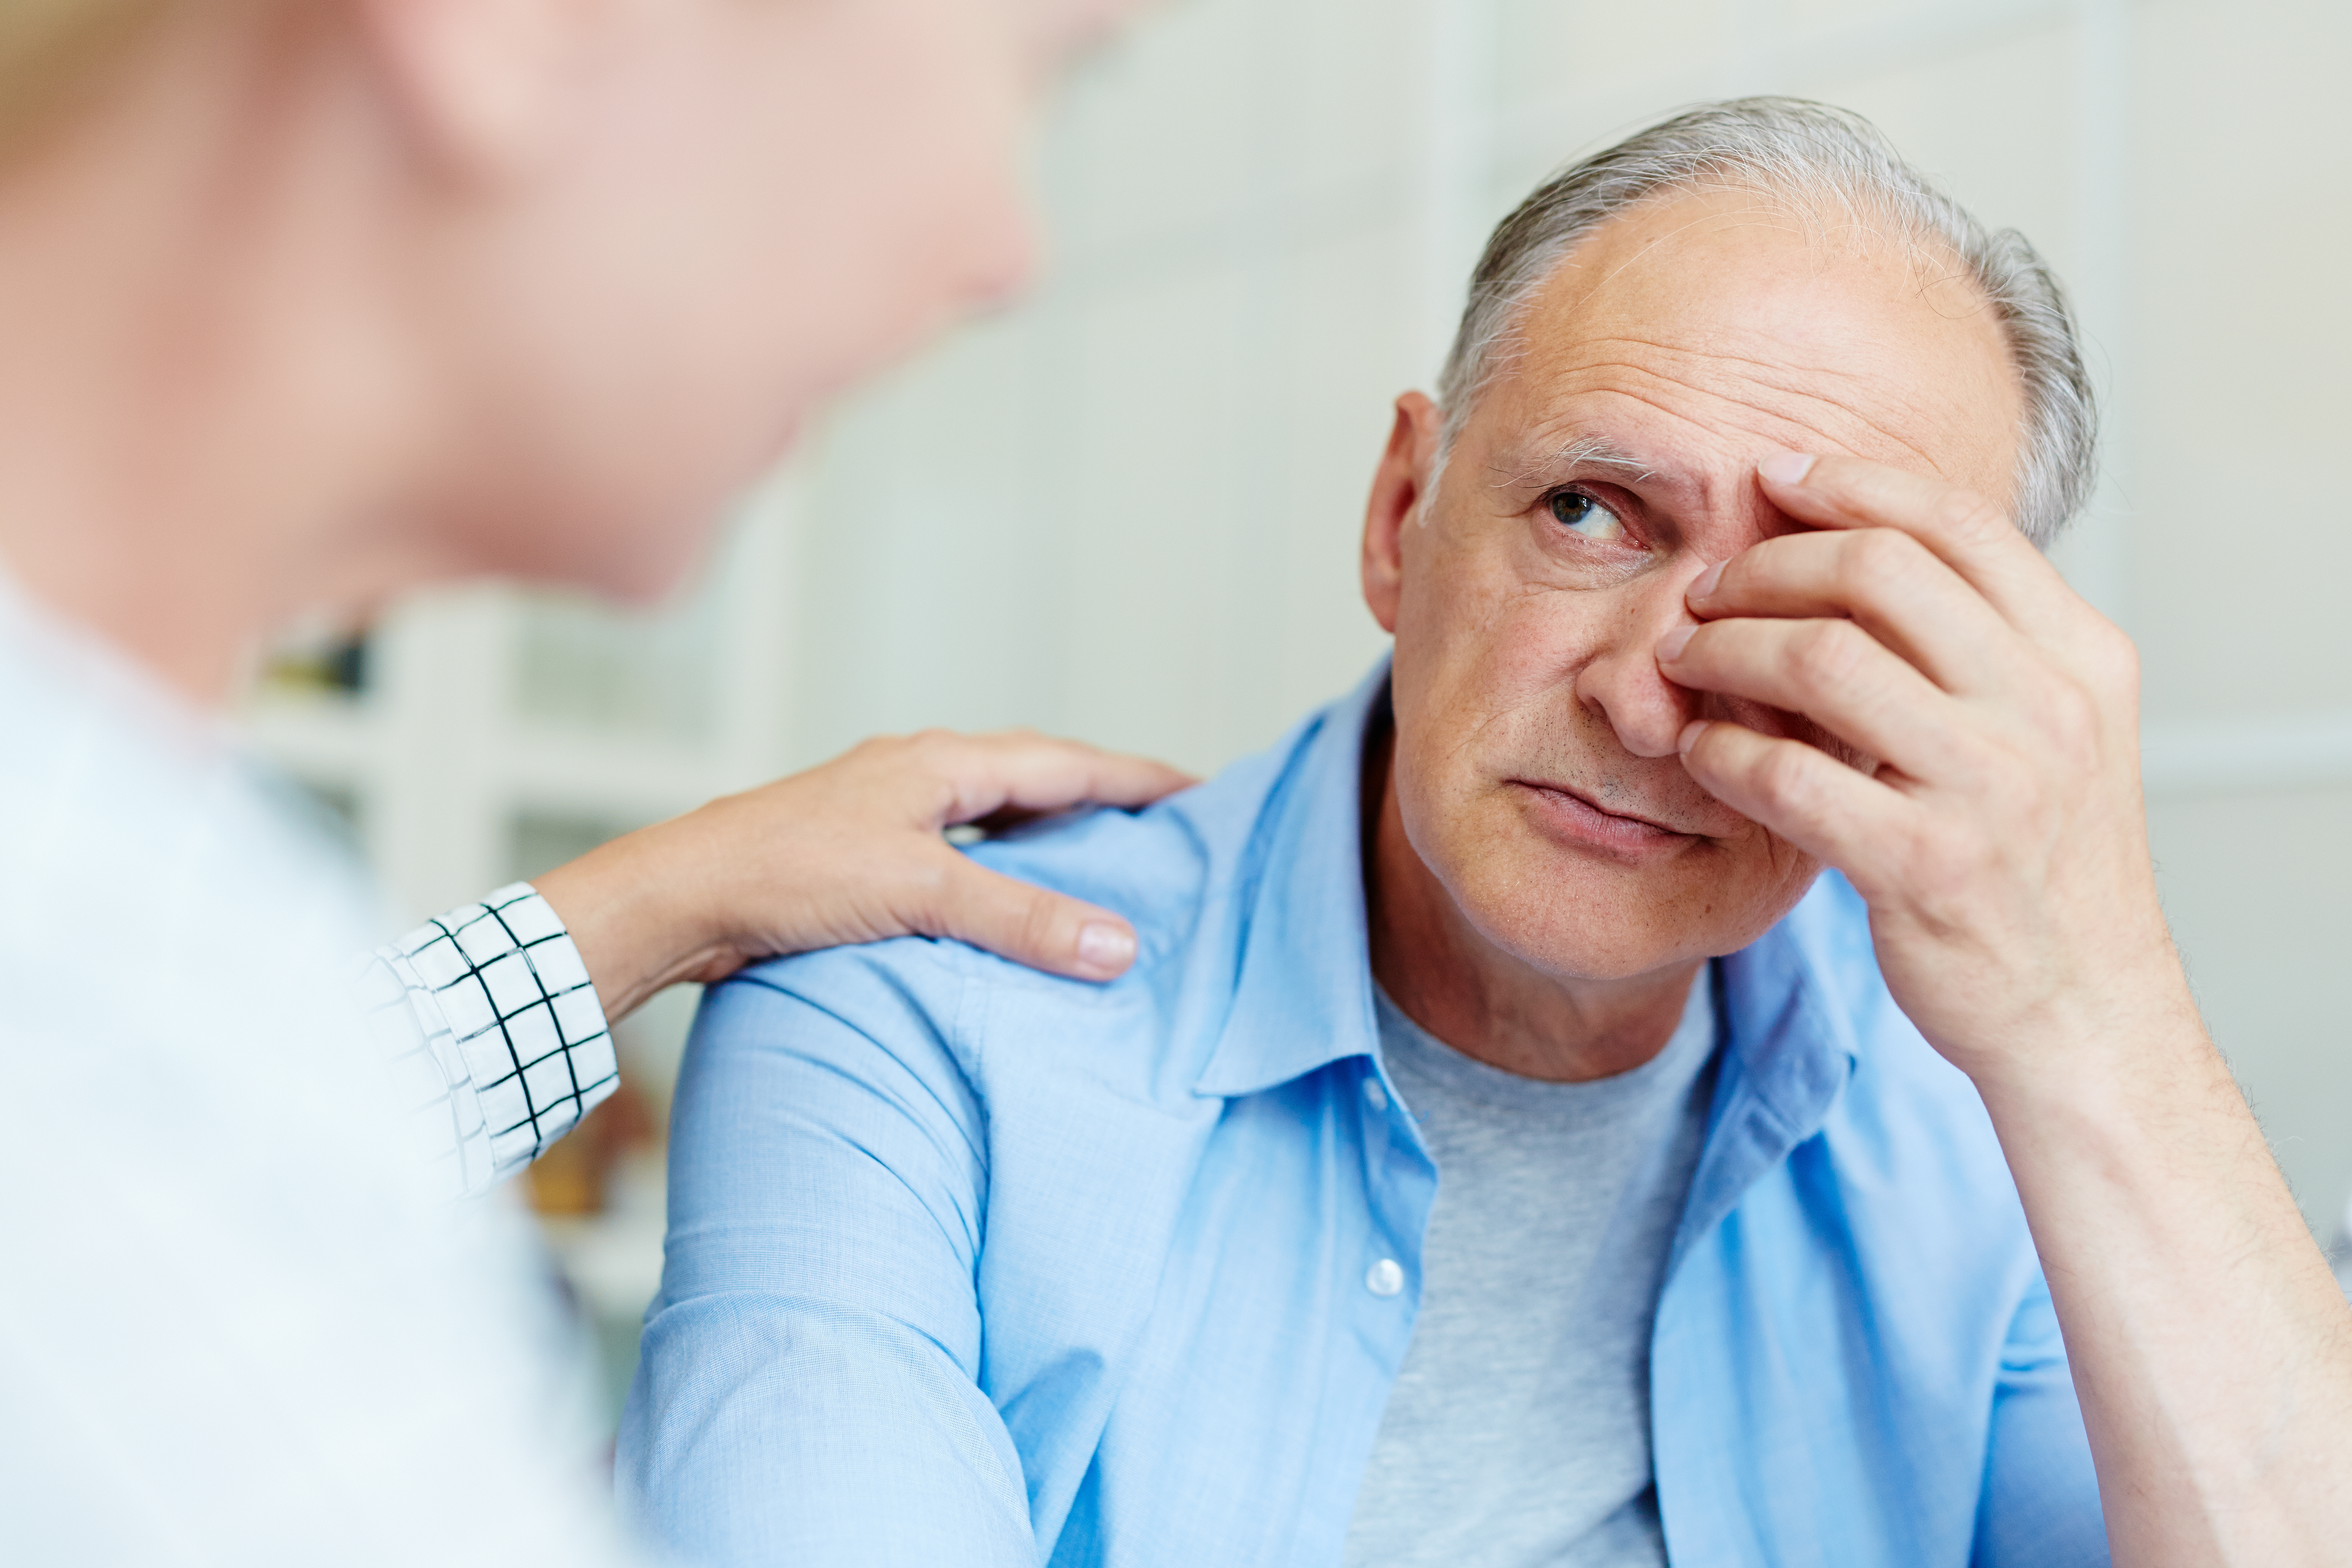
[1435,97,2097,546]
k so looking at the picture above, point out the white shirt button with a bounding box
[1363,1076,1389,1114]
[1365,1258,1405,1297]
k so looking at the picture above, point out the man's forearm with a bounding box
[1669,452,2352,1561]
[1976,979,2352,1566]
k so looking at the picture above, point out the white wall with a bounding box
[2124,0,2352,1232]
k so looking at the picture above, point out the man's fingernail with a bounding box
[1758,451,1817,486]
[1677,720,1711,756]
[1077,921,1135,973]
[1655,623,1696,663]
[1688,561,1725,602]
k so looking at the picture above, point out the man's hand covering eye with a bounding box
[1657,449,2352,1568]
[1659,451,2163,1093]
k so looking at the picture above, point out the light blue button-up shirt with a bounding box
[620,663,2109,1568]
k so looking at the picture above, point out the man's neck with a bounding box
[1361,711,1704,1083]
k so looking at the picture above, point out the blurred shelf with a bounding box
[243,702,723,820]
[499,726,723,822]
[239,693,380,788]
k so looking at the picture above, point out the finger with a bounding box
[982,735,1198,811]
[1659,615,1971,782]
[1677,717,1915,879]
[920,850,1142,982]
[1755,452,2082,641]
[928,732,1196,825]
[1685,527,2029,699]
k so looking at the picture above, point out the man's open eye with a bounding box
[1547,489,1626,541]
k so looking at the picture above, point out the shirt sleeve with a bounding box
[1973,1272,2113,1567]
[615,950,1036,1568]
[355,882,620,1200]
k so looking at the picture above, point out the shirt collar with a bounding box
[1192,658,1392,1098]
[1717,895,1865,1125]
[1665,883,1867,1272]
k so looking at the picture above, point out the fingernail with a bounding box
[1677,719,1711,756]
[1655,623,1695,664]
[1758,451,1816,486]
[1077,921,1135,974]
[1688,561,1724,602]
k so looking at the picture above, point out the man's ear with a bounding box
[353,0,595,180]
[1361,391,1443,635]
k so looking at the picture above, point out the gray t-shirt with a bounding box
[1343,970,1718,1568]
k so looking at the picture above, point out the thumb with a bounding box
[919,852,1140,982]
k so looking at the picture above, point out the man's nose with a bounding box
[1573,557,1711,760]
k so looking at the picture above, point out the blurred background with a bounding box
[242,0,2352,1430]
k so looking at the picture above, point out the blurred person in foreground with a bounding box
[0,0,1187,1562]
[627,101,2352,1567]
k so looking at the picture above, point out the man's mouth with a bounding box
[1506,779,1698,859]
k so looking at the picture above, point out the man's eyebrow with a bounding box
[1485,433,1661,492]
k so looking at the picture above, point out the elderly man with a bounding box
[621,101,2351,1566]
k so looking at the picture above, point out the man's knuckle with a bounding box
[1834,530,1922,611]
[1788,620,1865,689]
[1017,889,1062,951]
[1754,743,1816,814]
[2050,678,2099,737]
[909,728,971,773]
[2085,622,2140,692]
[1931,488,2011,545]
[2026,673,2102,761]
[1844,527,1912,580]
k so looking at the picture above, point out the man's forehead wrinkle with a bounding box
[1613,338,1955,475]
[1521,333,1958,478]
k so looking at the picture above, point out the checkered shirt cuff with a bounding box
[355,883,619,1200]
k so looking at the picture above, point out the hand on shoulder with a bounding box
[535,731,1195,1024]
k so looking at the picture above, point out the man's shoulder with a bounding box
[969,736,1291,953]
[720,712,1318,1046]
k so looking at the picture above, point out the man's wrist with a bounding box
[1962,965,2225,1171]
[1934,937,2198,1100]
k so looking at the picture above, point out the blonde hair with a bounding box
[0,0,173,151]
